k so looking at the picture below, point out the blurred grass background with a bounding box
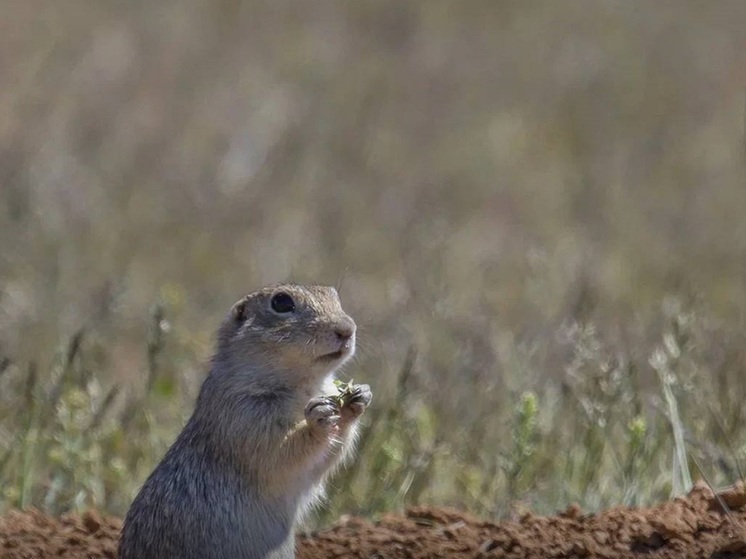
[1,0,746,523]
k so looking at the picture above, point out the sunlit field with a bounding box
[1,1,745,528]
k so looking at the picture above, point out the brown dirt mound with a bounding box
[2,481,745,558]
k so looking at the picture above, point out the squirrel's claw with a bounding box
[341,384,372,419]
[305,397,341,430]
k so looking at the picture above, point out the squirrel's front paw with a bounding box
[340,384,372,421]
[305,397,341,433]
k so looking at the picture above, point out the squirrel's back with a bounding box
[119,415,295,559]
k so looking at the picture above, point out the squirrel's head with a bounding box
[215,284,356,389]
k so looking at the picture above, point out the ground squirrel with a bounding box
[118,284,372,559]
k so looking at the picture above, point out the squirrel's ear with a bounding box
[233,299,249,322]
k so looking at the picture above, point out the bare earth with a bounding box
[2,482,745,559]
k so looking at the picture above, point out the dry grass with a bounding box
[1,0,746,525]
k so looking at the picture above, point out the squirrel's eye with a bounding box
[270,292,295,314]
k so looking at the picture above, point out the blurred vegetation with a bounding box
[1,0,746,524]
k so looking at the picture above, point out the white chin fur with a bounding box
[321,375,339,395]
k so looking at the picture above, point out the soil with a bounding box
[2,481,746,559]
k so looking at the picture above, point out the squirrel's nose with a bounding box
[334,318,356,342]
